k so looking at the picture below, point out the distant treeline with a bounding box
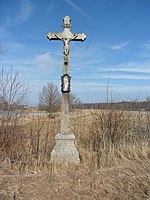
[81,101,150,111]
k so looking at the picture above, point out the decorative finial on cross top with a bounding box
[61,16,72,29]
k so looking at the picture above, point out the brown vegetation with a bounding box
[0,108,150,199]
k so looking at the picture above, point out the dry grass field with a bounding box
[0,109,150,199]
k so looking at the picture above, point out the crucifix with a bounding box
[47,16,86,165]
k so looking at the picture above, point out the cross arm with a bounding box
[47,32,62,41]
[72,33,86,42]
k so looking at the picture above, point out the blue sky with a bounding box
[1,0,150,105]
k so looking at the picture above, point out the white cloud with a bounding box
[112,68,150,73]
[0,27,10,39]
[65,0,92,21]
[110,41,130,50]
[45,3,54,12]
[71,41,131,69]
[7,41,25,52]
[0,40,25,54]
[73,81,120,92]
[96,60,150,74]
[98,73,150,80]
[71,42,104,63]
[33,51,61,72]
[34,52,53,70]
[6,0,33,26]
[144,40,150,50]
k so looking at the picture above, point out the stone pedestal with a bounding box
[50,133,80,165]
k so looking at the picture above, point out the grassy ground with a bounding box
[0,109,150,199]
[0,160,150,200]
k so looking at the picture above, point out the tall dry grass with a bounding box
[0,108,150,199]
[0,114,58,172]
[0,107,150,172]
[72,108,150,169]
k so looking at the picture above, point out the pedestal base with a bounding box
[50,133,80,165]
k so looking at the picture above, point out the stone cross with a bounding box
[47,16,86,165]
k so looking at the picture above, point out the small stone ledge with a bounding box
[55,133,75,140]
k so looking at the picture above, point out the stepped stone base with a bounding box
[50,133,80,165]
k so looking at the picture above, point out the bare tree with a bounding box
[0,67,28,110]
[0,66,28,120]
[0,67,29,157]
[70,93,81,109]
[39,82,61,118]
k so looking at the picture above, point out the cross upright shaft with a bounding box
[47,16,86,134]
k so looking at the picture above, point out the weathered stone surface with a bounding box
[47,16,86,165]
[61,93,70,134]
[50,133,80,165]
